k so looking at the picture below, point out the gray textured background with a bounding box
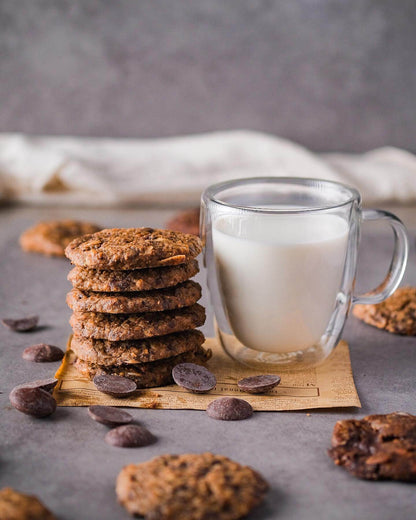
[1,0,415,152]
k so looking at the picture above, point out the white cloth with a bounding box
[0,130,415,206]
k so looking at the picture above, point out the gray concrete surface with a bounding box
[1,0,416,153]
[0,204,415,519]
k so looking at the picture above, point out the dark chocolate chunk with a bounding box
[14,378,58,394]
[9,386,56,418]
[1,315,39,332]
[237,374,281,394]
[172,362,216,393]
[93,374,137,397]
[206,397,253,421]
[22,344,64,363]
[88,405,133,427]
[105,424,156,447]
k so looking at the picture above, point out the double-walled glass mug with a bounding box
[201,178,409,370]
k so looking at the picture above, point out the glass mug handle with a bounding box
[353,209,409,305]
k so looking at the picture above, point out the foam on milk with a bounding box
[213,213,349,354]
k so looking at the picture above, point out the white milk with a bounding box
[213,213,349,353]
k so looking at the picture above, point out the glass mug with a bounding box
[201,178,409,370]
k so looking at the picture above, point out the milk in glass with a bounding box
[213,213,349,353]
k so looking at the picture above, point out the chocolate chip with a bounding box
[14,378,58,394]
[9,386,56,418]
[206,397,253,421]
[2,315,39,332]
[172,363,216,394]
[22,344,64,363]
[105,424,156,447]
[88,405,133,427]
[93,374,137,398]
[237,374,281,394]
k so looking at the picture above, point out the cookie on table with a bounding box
[166,208,200,236]
[0,487,56,520]
[70,330,205,366]
[65,227,202,270]
[67,260,199,292]
[20,220,101,257]
[353,286,416,335]
[116,452,268,520]
[328,412,416,481]
[75,345,212,388]
[70,303,206,341]
[66,280,201,314]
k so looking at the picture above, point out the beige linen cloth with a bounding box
[54,337,360,411]
[1,131,416,206]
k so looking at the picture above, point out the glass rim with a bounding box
[202,177,361,214]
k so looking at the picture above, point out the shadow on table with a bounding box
[248,486,288,519]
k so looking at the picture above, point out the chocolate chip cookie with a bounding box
[75,344,211,388]
[116,452,268,520]
[70,330,205,365]
[66,281,201,314]
[166,208,200,236]
[67,260,199,292]
[0,487,56,519]
[65,227,202,270]
[70,303,205,341]
[328,412,416,481]
[20,220,101,257]
[353,287,416,335]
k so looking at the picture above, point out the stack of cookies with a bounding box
[64,228,209,388]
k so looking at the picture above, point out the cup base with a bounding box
[216,328,331,371]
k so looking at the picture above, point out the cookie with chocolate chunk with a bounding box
[116,452,268,519]
[74,344,211,388]
[66,281,201,314]
[70,330,205,366]
[20,220,101,257]
[328,412,416,481]
[0,487,56,520]
[70,304,205,341]
[68,260,199,292]
[353,287,416,335]
[65,227,202,270]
